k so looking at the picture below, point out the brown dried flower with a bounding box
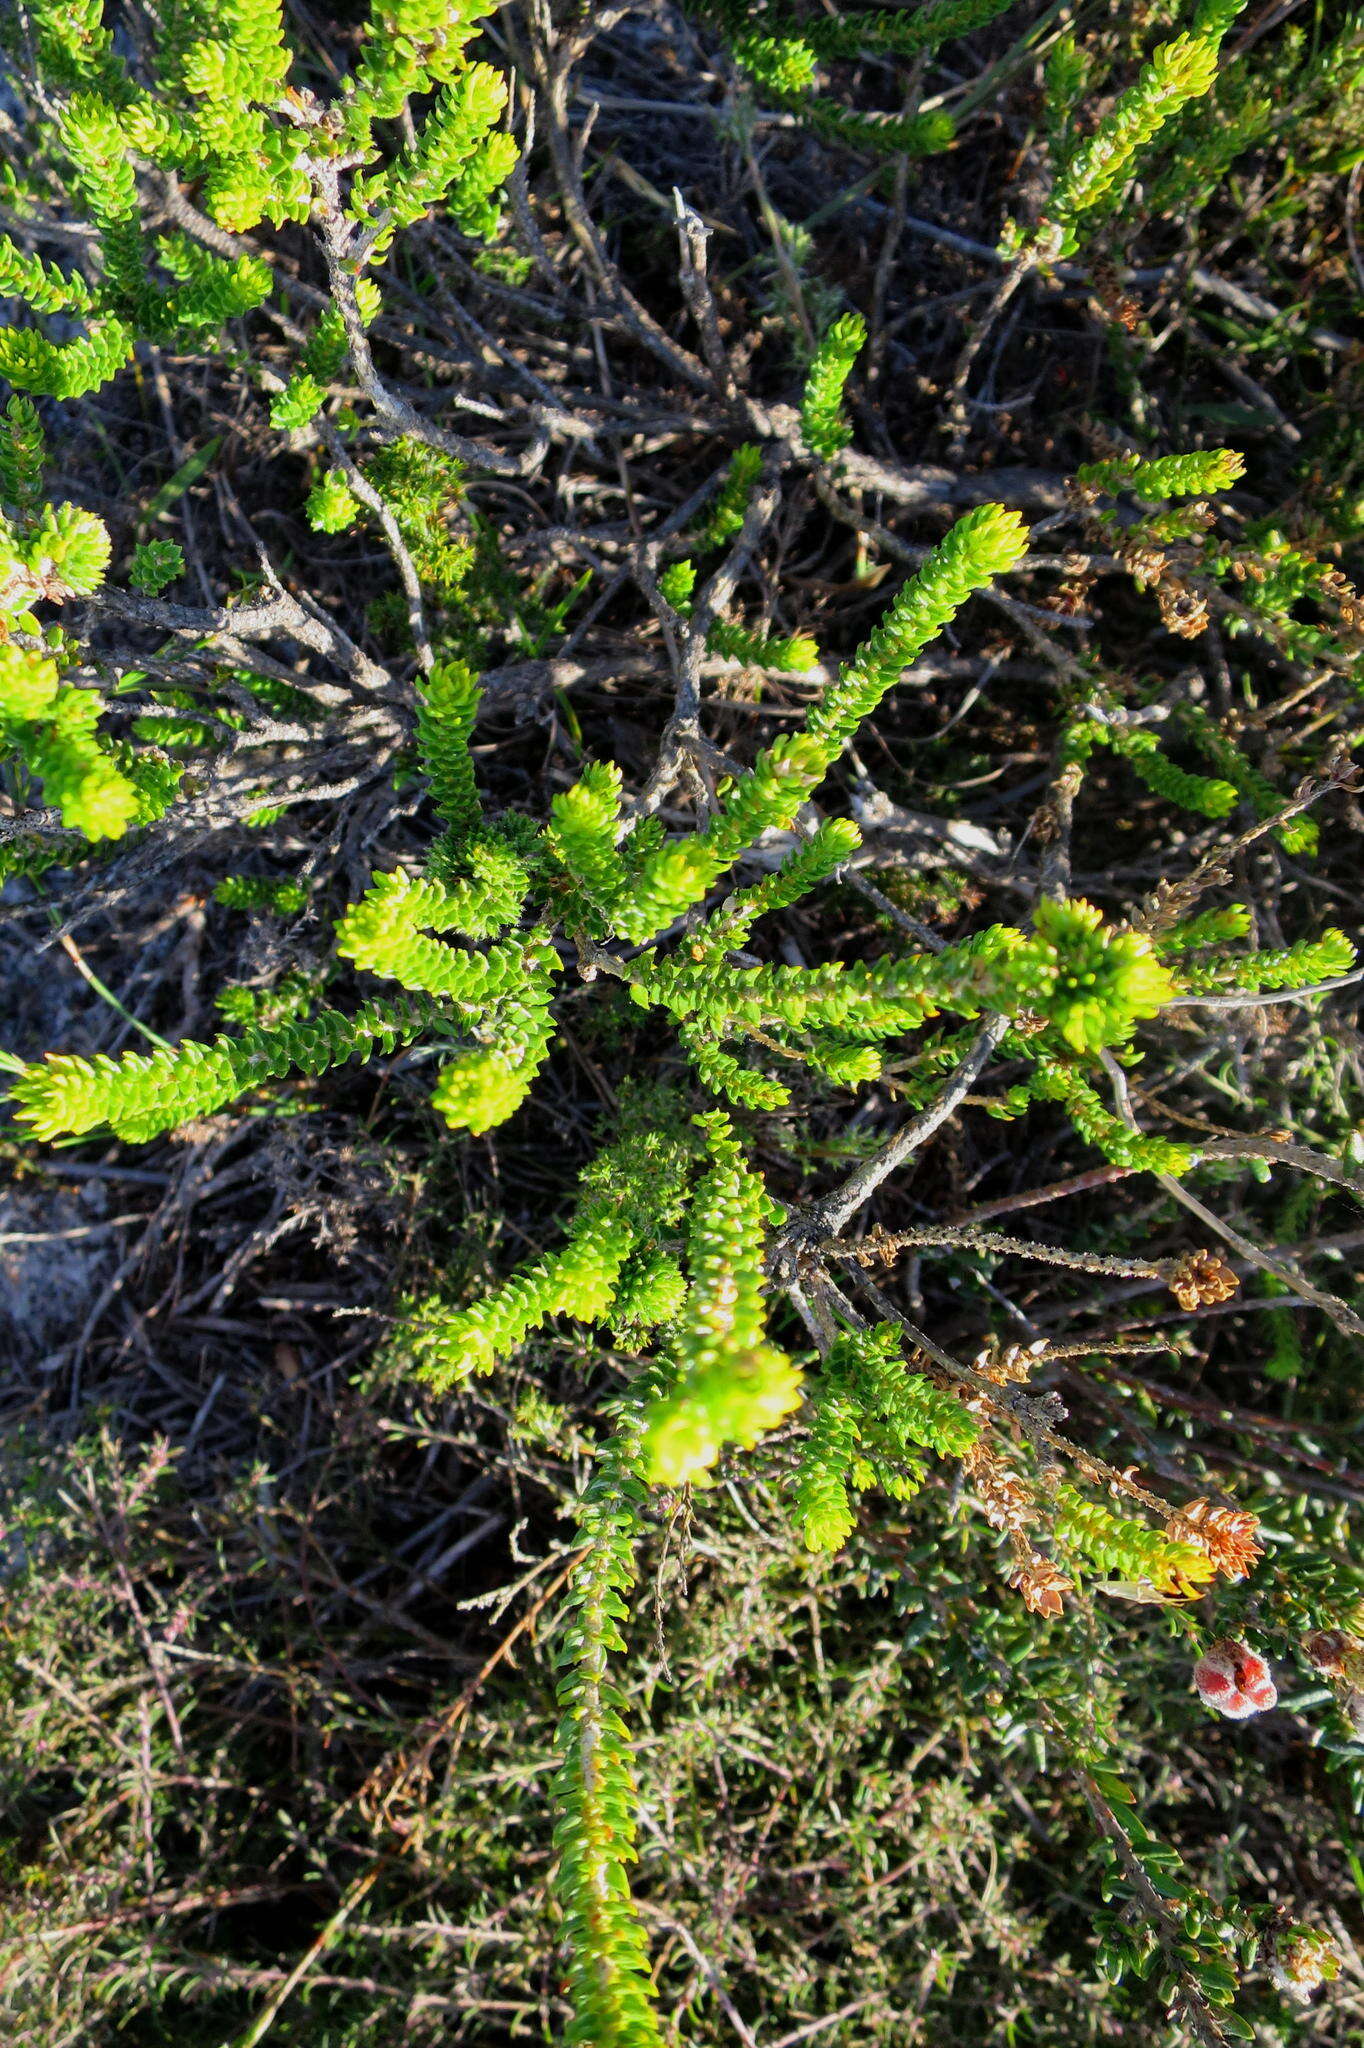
[1156,577,1210,638]
[1318,568,1364,643]
[1118,539,1167,586]
[1088,261,1145,334]
[1166,1249,1238,1312]
[849,1223,900,1269]
[1165,1497,1263,1580]
[1304,1628,1349,1676]
[963,1442,1034,1536]
[1065,477,1101,514]
[1010,1549,1072,1618]
[1044,575,1093,618]
[972,1337,1047,1386]
[1304,1628,1364,1688]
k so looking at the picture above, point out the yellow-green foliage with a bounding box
[641,1114,802,1485]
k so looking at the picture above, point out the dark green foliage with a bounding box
[697,442,763,550]
[127,538,185,594]
[213,872,308,914]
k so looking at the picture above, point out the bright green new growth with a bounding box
[373,62,513,242]
[397,1208,635,1388]
[1008,897,1175,1053]
[349,2,517,251]
[334,866,540,990]
[609,1255,688,1339]
[0,234,94,317]
[794,1379,862,1551]
[1173,929,1355,996]
[360,440,473,599]
[1065,720,1238,822]
[845,1328,980,1461]
[8,992,450,1144]
[608,733,831,944]
[1043,31,1091,167]
[1152,904,1252,957]
[802,504,1030,766]
[1078,449,1247,501]
[641,1114,801,1485]
[429,1017,551,1133]
[800,312,866,459]
[1020,1058,1193,1175]
[548,761,632,934]
[281,285,383,435]
[7,0,517,402]
[215,968,324,1029]
[795,1323,979,1552]
[658,559,697,612]
[1037,33,1225,257]
[270,374,326,433]
[733,31,818,96]
[611,503,1028,945]
[0,318,135,399]
[305,470,361,534]
[0,396,47,517]
[716,5,960,156]
[626,900,1175,1082]
[706,617,820,672]
[708,817,862,952]
[390,1108,697,1385]
[0,647,140,842]
[415,659,484,854]
[653,551,818,671]
[9,831,1238,1159]
[0,496,112,636]
[676,1024,792,1110]
[1051,1485,1215,1595]
[0,324,176,837]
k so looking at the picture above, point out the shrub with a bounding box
[2,2,1364,2043]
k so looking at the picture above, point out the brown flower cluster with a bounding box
[1304,1627,1360,1679]
[1164,1497,1263,1580]
[962,1441,1034,1535]
[1154,577,1210,639]
[1089,261,1145,334]
[966,1441,1075,1619]
[1009,1549,1072,1619]
[1065,477,1102,515]
[971,1337,1047,1387]
[1317,566,1364,649]
[846,1223,901,1269]
[1305,1628,1364,1737]
[1042,573,1094,619]
[1166,1249,1239,1312]
[1116,536,1167,586]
